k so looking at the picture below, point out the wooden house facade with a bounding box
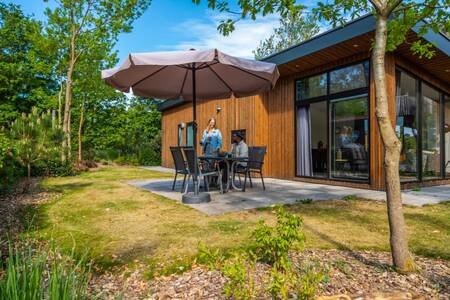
[159,15,450,191]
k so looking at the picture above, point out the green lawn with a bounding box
[23,166,450,275]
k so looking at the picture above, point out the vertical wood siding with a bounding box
[160,52,448,190]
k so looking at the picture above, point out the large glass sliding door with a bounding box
[330,96,369,180]
[396,71,418,181]
[396,68,448,182]
[295,60,370,182]
[421,84,441,179]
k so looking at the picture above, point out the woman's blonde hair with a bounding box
[205,117,216,131]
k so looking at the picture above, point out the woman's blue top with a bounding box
[201,128,222,155]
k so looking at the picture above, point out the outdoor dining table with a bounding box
[198,155,249,193]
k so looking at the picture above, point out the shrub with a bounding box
[252,206,305,269]
[292,261,328,300]
[222,252,257,300]
[196,243,226,270]
[0,133,24,193]
[33,159,77,177]
[0,240,91,300]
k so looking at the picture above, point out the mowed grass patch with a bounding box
[23,166,450,275]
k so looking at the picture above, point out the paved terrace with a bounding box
[130,167,450,215]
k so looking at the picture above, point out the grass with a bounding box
[21,166,450,276]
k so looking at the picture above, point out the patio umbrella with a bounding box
[102,49,279,203]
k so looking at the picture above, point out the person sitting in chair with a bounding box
[231,132,248,162]
[220,132,248,183]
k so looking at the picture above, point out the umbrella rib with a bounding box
[207,65,233,93]
[177,68,189,99]
[131,66,168,88]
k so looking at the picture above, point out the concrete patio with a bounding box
[132,166,450,215]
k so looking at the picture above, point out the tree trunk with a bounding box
[62,69,72,162]
[58,81,64,127]
[27,163,31,181]
[372,15,414,273]
[78,102,85,164]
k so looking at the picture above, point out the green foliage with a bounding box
[292,261,327,300]
[196,243,226,270]
[222,252,257,300]
[8,108,64,179]
[33,159,77,177]
[0,3,57,127]
[0,240,91,300]
[253,10,320,59]
[296,198,313,204]
[252,206,305,269]
[342,194,357,201]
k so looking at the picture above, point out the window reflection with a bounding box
[297,73,327,100]
[330,96,369,180]
[422,83,441,179]
[330,61,369,94]
[396,71,418,181]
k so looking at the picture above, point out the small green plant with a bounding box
[342,194,357,201]
[222,252,257,300]
[296,198,313,204]
[0,239,91,300]
[412,186,421,192]
[292,262,328,300]
[252,206,304,269]
[265,266,292,299]
[196,243,226,270]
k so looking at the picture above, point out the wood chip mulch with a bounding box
[141,250,449,300]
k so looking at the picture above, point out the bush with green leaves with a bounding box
[0,240,91,300]
[252,206,305,269]
[222,252,257,300]
[220,206,326,299]
[196,243,226,270]
[8,108,64,181]
[0,132,24,192]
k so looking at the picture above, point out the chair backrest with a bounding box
[248,146,266,170]
[182,147,197,175]
[170,146,186,172]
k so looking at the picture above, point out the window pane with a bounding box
[178,124,184,146]
[422,83,441,179]
[396,71,418,181]
[296,102,328,177]
[296,73,327,100]
[330,96,369,180]
[445,95,450,178]
[330,61,369,94]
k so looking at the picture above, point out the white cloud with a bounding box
[159,13,279,59]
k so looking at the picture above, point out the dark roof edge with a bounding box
[261,14,375,65]
[158,98,185,111]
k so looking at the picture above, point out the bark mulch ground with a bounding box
[143,250,449,300]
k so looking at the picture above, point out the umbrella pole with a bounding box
[182,66,211,204]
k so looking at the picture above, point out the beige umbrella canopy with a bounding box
[101,48,279,101]
[102,48,279,204]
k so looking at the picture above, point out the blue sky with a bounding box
[8,0,282,59]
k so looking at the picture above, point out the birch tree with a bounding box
[45,0,151,162]
[198,0,449,272]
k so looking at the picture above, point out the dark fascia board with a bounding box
[157,98,185,111]
[262,14,450,65]
[262,14,376,65]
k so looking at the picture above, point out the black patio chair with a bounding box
[170,146,188,192]
[182,147,223,194]
[234,146,266,191]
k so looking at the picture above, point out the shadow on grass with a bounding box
[303,223,393,271]
[44,182,93,193]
